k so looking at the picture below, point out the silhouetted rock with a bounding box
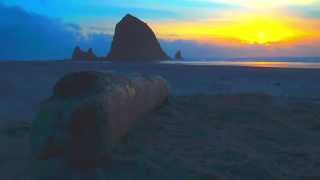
[31,71,169,170]
[72,46,97,61]
[87,48,97,61]
[72,46,84,60]
[107,14,170,61]
[175,50,184,60]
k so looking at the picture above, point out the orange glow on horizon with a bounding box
[151,13,319,46]
[234,61,320,69]
[241,61,291,68]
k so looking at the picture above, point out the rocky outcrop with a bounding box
[31,71,169,170]
[87,48,97,61]
[72,46,84,60]
[107,14,170,61]
[72,46,97,61]
[175,50,183,60]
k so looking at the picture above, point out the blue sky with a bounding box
[0,0,320,60]
[0,0,236,33]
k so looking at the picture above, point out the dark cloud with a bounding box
[0,3,111,60]
[160,40,232,59]
[160,39,320,60]
[160,39,272,59]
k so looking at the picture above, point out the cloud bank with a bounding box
[0,3,111,60]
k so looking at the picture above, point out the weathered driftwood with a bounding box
[31,71,169,168]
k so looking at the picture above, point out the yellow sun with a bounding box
[217,15,302,44]
[153,14,306,45]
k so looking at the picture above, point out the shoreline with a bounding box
[3,59,320,70]
[1,60,320,122]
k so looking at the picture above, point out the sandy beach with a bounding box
[1,61,320,179]
[2,61,320,122]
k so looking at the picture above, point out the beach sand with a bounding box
[1,61,320,179]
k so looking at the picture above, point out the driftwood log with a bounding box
[31,71,169,168]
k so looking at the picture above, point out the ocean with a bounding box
[163,57,320,69]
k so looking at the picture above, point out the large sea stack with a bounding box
[107,14,170,61]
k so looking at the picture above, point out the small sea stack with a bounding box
[87,48,97,61]
[72,46,97,61]
[107,14,170,61]
[174,50,184,60]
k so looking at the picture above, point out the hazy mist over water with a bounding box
[164,57,320,69]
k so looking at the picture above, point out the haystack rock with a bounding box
[107,14,170,61]
[175,50,184,60]
[72,46,97,61]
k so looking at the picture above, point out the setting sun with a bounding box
[153,14,306,45]
[215,15,304,44]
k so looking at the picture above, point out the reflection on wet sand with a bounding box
[164,61,320,69]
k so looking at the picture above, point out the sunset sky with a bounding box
[1,0,320,59]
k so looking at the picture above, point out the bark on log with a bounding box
[31,71,169,168]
